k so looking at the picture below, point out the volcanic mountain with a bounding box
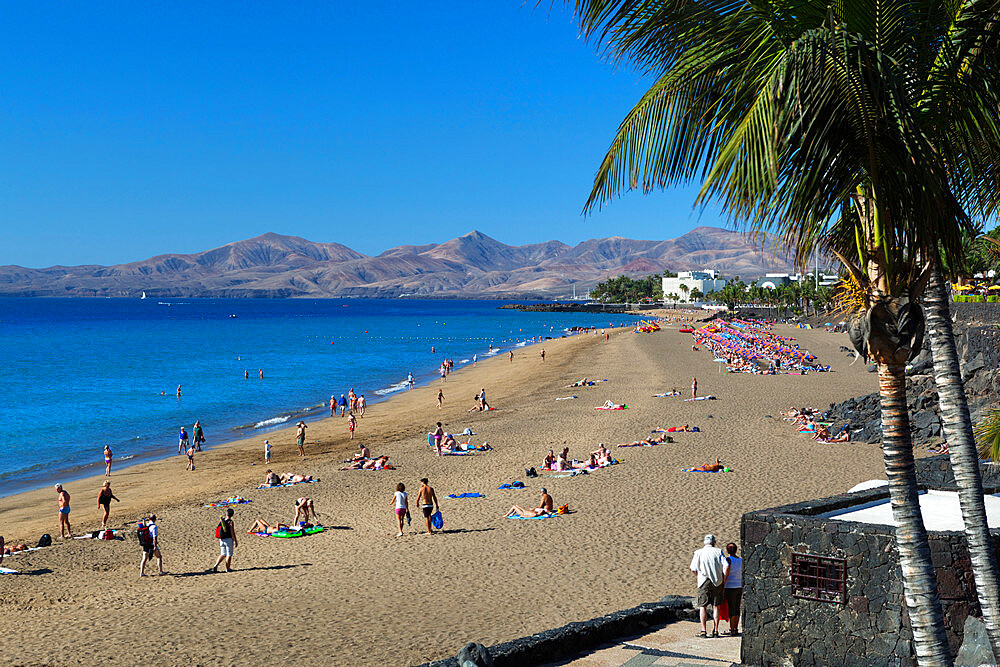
[0,227,815,298]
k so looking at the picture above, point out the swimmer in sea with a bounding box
[176,385,182,397]
[244,370,249,379]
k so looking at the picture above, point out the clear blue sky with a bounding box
[0,2,725,267]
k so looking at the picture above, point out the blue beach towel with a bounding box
[508,513,556,520]
[447,492,484,499]
[497,482,526,490]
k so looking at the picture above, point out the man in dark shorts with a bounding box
[193,421,205,451]
[415,478,439,534]
[690,534,729,637]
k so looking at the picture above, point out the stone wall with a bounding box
[915,454,1000,492]
[417,596,697,667]
[741,487,999,666]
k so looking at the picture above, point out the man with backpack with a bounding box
[138,517,162,577]
[211,508,238,572]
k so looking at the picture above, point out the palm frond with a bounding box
[975,410,1000,462]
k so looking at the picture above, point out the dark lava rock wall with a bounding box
[741,488,999,666]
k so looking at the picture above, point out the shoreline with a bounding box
[1,314,633,500]
[0,318,885,665]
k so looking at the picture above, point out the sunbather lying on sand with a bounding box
[505,505,551,518]
[565,378,595,388]
[339,455,390,470]
[596,400,625,410]
[247,519,291,535]
[619,433,673,447]
[653,389,681,397]
[689,458,725,472]
[280,473,314,483]
[653,425,694,433]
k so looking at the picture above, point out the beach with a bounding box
[0,320,885,665]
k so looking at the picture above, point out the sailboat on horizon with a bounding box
[140,291,147,300]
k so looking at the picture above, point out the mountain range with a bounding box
[0,227,819,298]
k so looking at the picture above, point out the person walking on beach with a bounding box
[432,422,444,456]
[264,439,271,464]
[186,444,196,471]
[407,372,414,389]
[212,508,237,572]
[393,482,408,537]
[148,515,163,574]
[437,389,444,409]
[540,348,545,362]
[97,481,119,529]
[358,394,366,417]
[690,534,729,638]
[55,484,72,538]
[724,543,743,636]
[193,421,205,451]
[416,478,439,535]
[349,388,357,413]
[348,413,357,440]
[339,394,348,417]
[103,445,113,477]
[330,395,336,417]
[296,421,307,459]
[691,377,698,400]
[509,350,513,363]
[479,388,488,411]
[473,354,477,366]
[178,426,189,454]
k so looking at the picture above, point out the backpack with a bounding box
[526,467,538,478]
[37,533,52,548]
[557,504,569,514]
[216,518,231,539]
[137,525,152,548]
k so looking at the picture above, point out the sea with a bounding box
[0,298,642,497]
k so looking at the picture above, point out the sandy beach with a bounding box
[0,319,886,665]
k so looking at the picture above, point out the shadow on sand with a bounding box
[173,563,311,578]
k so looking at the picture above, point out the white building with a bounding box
[662,270,728,301]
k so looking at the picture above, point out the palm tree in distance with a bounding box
[569,0,994,663]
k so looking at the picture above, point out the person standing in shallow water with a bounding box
[104,445,113,476]
[178,426,189,454]
[193,421,205,451]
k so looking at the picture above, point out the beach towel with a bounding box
[0,567,18,574]
[653,392,681,398]
[270,525,325,538]
[683,467,731,473]
[595,404,627,410]
[507,513,557,520]
[257,479,318,489]
[498,482,526,490]
[555,396,578,400]
[431,511,444,530]
[684,396,716,402]
[446,492,484,499]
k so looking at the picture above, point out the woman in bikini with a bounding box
[97,481,120,529]
[103,445,113,477]
[247,519,290,535]
[505,505,551,518]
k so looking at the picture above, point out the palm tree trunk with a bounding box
[879,362,953,665]
[926,263,1000,661]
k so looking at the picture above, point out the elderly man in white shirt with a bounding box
[690,533,730,638]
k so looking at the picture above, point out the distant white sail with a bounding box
[140,291,146,299]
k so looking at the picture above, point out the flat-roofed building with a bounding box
[662,270,728,301]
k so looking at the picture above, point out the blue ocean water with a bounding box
[0,298,640,496]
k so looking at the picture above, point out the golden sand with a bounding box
[0,322,883,665]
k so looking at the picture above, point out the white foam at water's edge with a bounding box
[254,415,291,429]
[515,341,527,347]
[374,381,410,396]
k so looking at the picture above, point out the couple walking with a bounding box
[393,478,440,537]
[690,534,743,638]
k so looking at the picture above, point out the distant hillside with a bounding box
[0,227,825,298]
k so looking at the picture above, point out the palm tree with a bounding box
[569,1,990,662]
[678,283,689,302]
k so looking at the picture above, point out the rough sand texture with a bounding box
[0,323,883,665]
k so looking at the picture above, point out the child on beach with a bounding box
[393,483,408,537]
